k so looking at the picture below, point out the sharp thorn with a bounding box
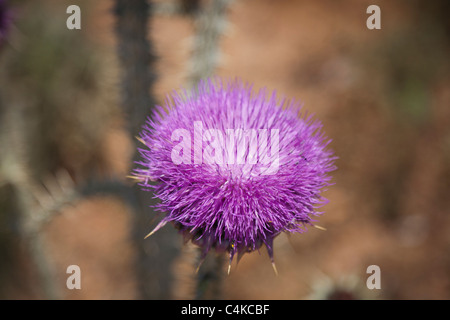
[144,221,168,239]
[195,258,205,274]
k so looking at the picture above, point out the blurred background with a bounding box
[0,0,449,299]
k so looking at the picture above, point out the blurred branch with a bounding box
[115,0,156,138]
[115,0,180,300]
[0,95,128,299]
[24,171,78,235]
[0,98,144,298]
[0,96,61,299]
[152,1,183,16]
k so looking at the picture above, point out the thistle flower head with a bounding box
[134,78,336,270]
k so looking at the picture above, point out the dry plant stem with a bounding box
[195,248,226,300]
[22,173,78,299]
[115,0,156,138]
[115,0,179,299]
[26,231,60,299]
[18,185,61,300]
[185,0,232,299]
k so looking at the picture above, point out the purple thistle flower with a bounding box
[134,78,336,272]
[0,0,12,46]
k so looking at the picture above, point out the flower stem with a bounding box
[195,248,225,300]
